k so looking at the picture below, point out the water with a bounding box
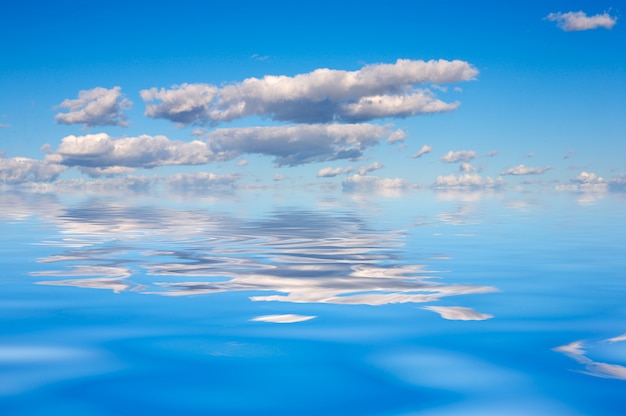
[1,188,625,415]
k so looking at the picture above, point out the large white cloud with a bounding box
[141,59,478,125]
[55,87,132,128]
[546,11,617,31]
[500,164,551,175]
[0,157,67,184]
[52,133,213,172]
[206,123,400,166]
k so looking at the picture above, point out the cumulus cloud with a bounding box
[342,174,410,192]
[55,87,132,128]
[141,59,478,125]
[0,157,67,185]
[433,173,504,189]
[500,164,551,175]
[386,129,407,144]
[52,133,214,172]
[459,162,479,173]
[573,171,605,184]
[440,150,477,163]
[412,144,432,159]
[546,11,617,31]
[206,123,399,166]
[555,171,609,193]
[317,165,353,178]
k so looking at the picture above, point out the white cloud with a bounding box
[236,159,249,167]
[0,157,66,184]
[140,83,218,125]
[555,171,609,193]
[273,174,287,181]
[500,164,551,175]
[423,306,493,321]
[546,11,617,31]
[358,162,383,175]
[440,150,476,163]
[573,171,605,184]
[484,150,499,157]
[459,162,479,173]
[412,144,432,159]
[317,166,353,178]
[386,129,407,143]
[433,173,504,189]
[55,87,131,128]
[206,123,399,166]
[141,59,478,125]
[342,174,410,192]
[52,133,214,173]
[165,172,240,190]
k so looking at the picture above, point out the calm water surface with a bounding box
[1,188,625,415]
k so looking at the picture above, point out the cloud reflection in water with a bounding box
[21,195,496,319]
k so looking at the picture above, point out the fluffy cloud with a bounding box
[433,173,504,189]
[317,166,353,178]
[342,175,410,192]
[500,164,551,175]
[573,171,606,184]
[0,157,66,185]
[358,162,383,175]
[546,11,617,31]
[141,59,478,125]
[459,162,479,173]
[412,144,432,159]
[206,123,399,166]
[52,133,213,172]
[440,150,476,163]
[55,87,132,128]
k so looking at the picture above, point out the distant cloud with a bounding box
[250,53,270,61]
[609,175,626,192]
[546,11,617,31]
[236,159,249,167]
[0,123,11,128]
[412,144,432,159]
[251,314,315,323]
[555,171,609,192]
[440,150,476,163]
[500,164,551,175]
[525,152,535,158]
[51,133,214,173]
[273,174,287,181]
[141,59,478,125]
[342,174,410,192]
[573,171,605,184]
[562,150,576,160]
[433,173,504,189]
[386,129,407,143]
[484,150,499,157]
[206,123,400,166]
[165,172,240,190]
[55,87,132,128]
[0,157,66,184]
[358,162,383,176]
[317,165,353,178]
[459,162,479,173]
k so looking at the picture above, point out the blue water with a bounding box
[1,188,625,415]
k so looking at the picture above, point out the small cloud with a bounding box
[440,150,477,163]
[412,144,432,159]
[357,162,383,176]
[342,174,411,192]
[525,152,535,158]
[250,53,270,61]
[273,174,287,181]
[423,306,493,321]
[500,164,551,176]
[251,314,316,323]
[191,128,206,137]
[386,129,407,144]
[317,165,353,178]
[562,150,576,160]
[236,159,249,167]
[573,171,605,184]
[606,333,626,343]
[55,86,132,128]
[546,11,617,31]
[459,162,479,173]
[483,150,499,157]
[0,123,11,128]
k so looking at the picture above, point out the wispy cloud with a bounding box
[546,11,617,32]
[440,150,477,163]
[317,165,353,178]
[342,175,411,192]
[141,59,478,125]
[251,314,315,323]
[55,87,132,128]
[412,144,432,159]
[357,162,383,176]
[500,164,551,175]
[423,306,493,321]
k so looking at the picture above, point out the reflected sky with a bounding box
[1,188,626,415]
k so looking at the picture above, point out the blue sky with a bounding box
[1,0,624,193]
